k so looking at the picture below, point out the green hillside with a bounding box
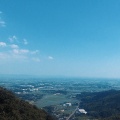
[77,90,120,120]
[0,87,53,120]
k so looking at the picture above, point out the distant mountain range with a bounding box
[0,87,53,120]
[77,90,120,120]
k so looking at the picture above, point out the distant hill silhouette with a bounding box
[77,90,120,120]
[0,87,53,120]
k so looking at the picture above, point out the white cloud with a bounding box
[48,56,54,60]
[0,52,28,61]
[0,20,6,27]
[11,54,28,60]
[12,49,29,54]
[23,39,28,45]
[8,35,17,43]
[0,35,41,63]
[31,50,39,54]
[0,12,6,27]
[32,57,40,62]
[0,11,6,27]
[20,49,29,54]
[0,42,7,47]
[10,44,19,49]
[12,49,19,54]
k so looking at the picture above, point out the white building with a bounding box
[78,109,87,114]
[66,103,72,106]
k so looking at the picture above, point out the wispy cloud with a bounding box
[10,44,19,49]
[31,50,39,54]
[12,49,29,54]
[11,48,39,55]
[8,35,18,43]
[0,12,41,63]
[32,57,40,62]
[0,38,40,62]
[0,35,53,63]
[48,56,54,60]
[0,42,7,47]
[0,41,54,63]
[0,11,6,27]
[23,39,28,45]
[0,52,28,60]
[0,20,6,27]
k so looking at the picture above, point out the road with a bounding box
[66,102,80,120]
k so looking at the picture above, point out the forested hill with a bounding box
[77,90,120,120]
[0,87,53,120]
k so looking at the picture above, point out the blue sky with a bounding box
[0,0,120,78]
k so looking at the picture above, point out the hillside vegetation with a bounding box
[0,87,53,120]
[77,90,120,120]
